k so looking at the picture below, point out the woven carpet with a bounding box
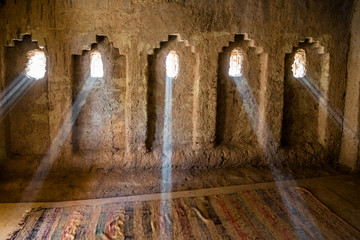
[8,187,360,240]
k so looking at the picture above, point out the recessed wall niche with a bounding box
[216,34,263,147]
[282,39,330,147]
[71,36,126,153]
[1,35,49,158]
[146,35,197,152]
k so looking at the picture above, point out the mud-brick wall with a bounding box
[340,0,360,171]
[0,0,355,175]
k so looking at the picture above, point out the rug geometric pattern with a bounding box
[8,187,360,239]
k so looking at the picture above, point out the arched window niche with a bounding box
[228,49,244,77]
[292,49,306,78]
[146,35,197,152]
[71,36,126,153]
[282,39,330,147]
[2,34,50,159]
[216,34,264,147]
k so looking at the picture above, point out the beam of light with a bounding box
[160,76,173,238]
[299,75,359,146]
[233,77,259,132]
[11,76,98,205]
[232,76,323,239]
[25,50,47,80]
[0,74,26,100]
[90,51,104,78]
[0,75,35,122]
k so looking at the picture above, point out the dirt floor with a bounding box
[0,166,359,239]
[0,165,359,234]
[0,164,345,203]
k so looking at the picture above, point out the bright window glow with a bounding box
[90,51,104,77]
[229,49,243,77]
[292,49,306,78]
[25,50,46,80]
[166,50,179,78]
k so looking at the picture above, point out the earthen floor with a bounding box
[0,167,359,238]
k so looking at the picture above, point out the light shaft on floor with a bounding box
[232,76,323,239]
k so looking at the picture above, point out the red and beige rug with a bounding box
[8,187,360,239]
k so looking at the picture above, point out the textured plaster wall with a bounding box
[0,0,355,175]
[340,0,360,171]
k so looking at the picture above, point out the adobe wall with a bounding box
[0,0,355,175]
[340,0,360,171]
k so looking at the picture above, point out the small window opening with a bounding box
[166,50,179,78]
[25,50,46,80]
[90,51,104,77]
[292,49,306,78]
[228,49,243,77]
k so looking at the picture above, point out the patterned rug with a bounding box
[8,187,360,239]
